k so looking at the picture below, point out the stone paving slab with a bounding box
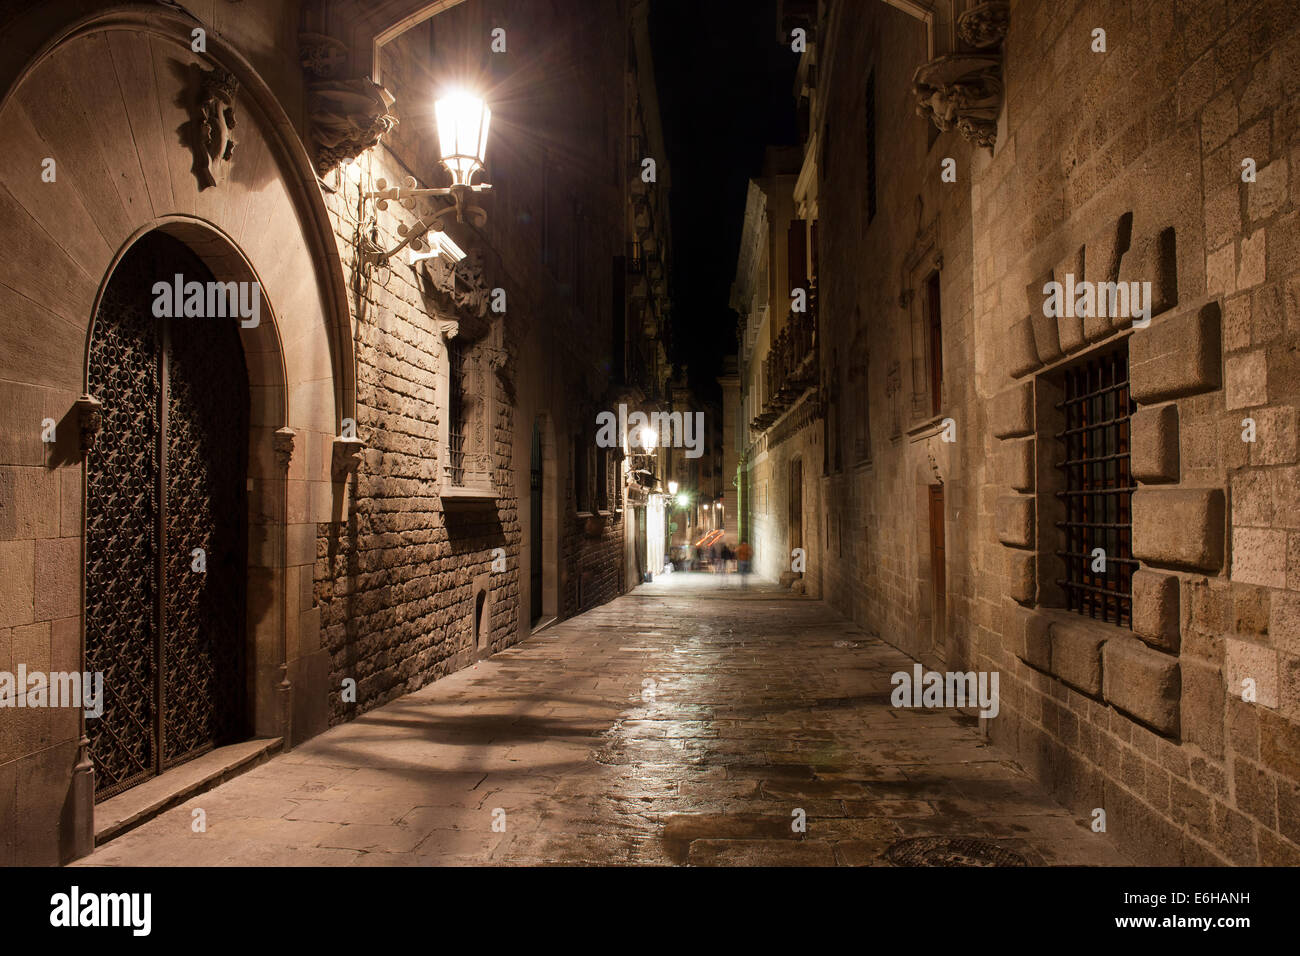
[76,572,1132,867]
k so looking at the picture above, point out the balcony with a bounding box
[750,282,818,432]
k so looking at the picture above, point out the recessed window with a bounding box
[447,338,467,486]
[853,356,871,463]
[573,435,589,512]
[1054,346,1135,627]
[595,446,608,511]
[926,270,942,416]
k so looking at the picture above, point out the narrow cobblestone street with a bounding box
[77,574,1130,866]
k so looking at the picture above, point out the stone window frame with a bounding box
[573,432,592,516]
[595,444,612,516]
[901,218,944,435]
[1036,339,1137,629]
[848,333,872,466]
[824,346,842,474]
[435,317,496,503]
[995,216,1219,742]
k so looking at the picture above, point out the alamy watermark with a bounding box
[891,663,999,719]
[0,667,104,717]
[152,274,261,328]
[1042,273,1152,328]
[595,403,705,459]
[50,886,150,936]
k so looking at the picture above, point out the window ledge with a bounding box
[440,480,496,509]
[1031,605,1129,635]
[907,413,948,441]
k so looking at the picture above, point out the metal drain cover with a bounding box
[886,836,1028,867]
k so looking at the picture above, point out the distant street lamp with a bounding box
[667,480,678,495]
[360,89,493,267]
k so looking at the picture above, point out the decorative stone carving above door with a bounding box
[190,66,238,188]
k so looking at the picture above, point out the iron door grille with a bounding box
[447,338,466,486]
[1053,346,1136,627]
[86,231,249,800]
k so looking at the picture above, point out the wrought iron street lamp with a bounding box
[360,89,493,267]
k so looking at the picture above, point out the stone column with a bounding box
[273,426,296,744]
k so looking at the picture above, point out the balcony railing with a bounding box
[751,281,818,431]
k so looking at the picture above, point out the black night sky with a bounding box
[649,0,797,402]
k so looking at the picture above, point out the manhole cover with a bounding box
[885,836,1028,867]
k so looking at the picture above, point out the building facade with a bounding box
[741,0,1300,864]
[0,0,670,864]
[732,146,825,593]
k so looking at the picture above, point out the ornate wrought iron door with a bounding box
[86,232,249,800]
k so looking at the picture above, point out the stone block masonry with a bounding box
[810,0,1300,866]
[306,0,634,725]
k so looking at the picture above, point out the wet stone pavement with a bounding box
[78,573,1131,866]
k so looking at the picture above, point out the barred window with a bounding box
[447,338,466,486]
[1054,346,1135,627]
[595,445,607,512]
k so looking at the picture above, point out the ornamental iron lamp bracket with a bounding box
[360,178,491,268]
[359,90,492,269]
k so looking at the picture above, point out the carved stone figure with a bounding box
[912,54,1003,149]
[420,246,491,323]
[958,1,1011,49]
[306,78,397,175]
[75,394,103,455]
[298,33,349,79]
[273,427,296,470]
[192,67,238,189]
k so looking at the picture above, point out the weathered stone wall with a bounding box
[816,4,979,670]
[312,0,631,723]
[815,0,1300,864]
[0,0,350,863]
[976,0,1300,867]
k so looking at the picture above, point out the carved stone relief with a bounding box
[912,54,1003,150]
[299,33,349,79]
[421,246,492,328]
[75,394,103,455]
[273,426,296,470]
[305,77,397,175]
[958,1,1010,49]
[191,67,238,189]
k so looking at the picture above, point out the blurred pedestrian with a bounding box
[736,541,753,589]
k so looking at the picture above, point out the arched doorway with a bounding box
[85,230,250,800]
